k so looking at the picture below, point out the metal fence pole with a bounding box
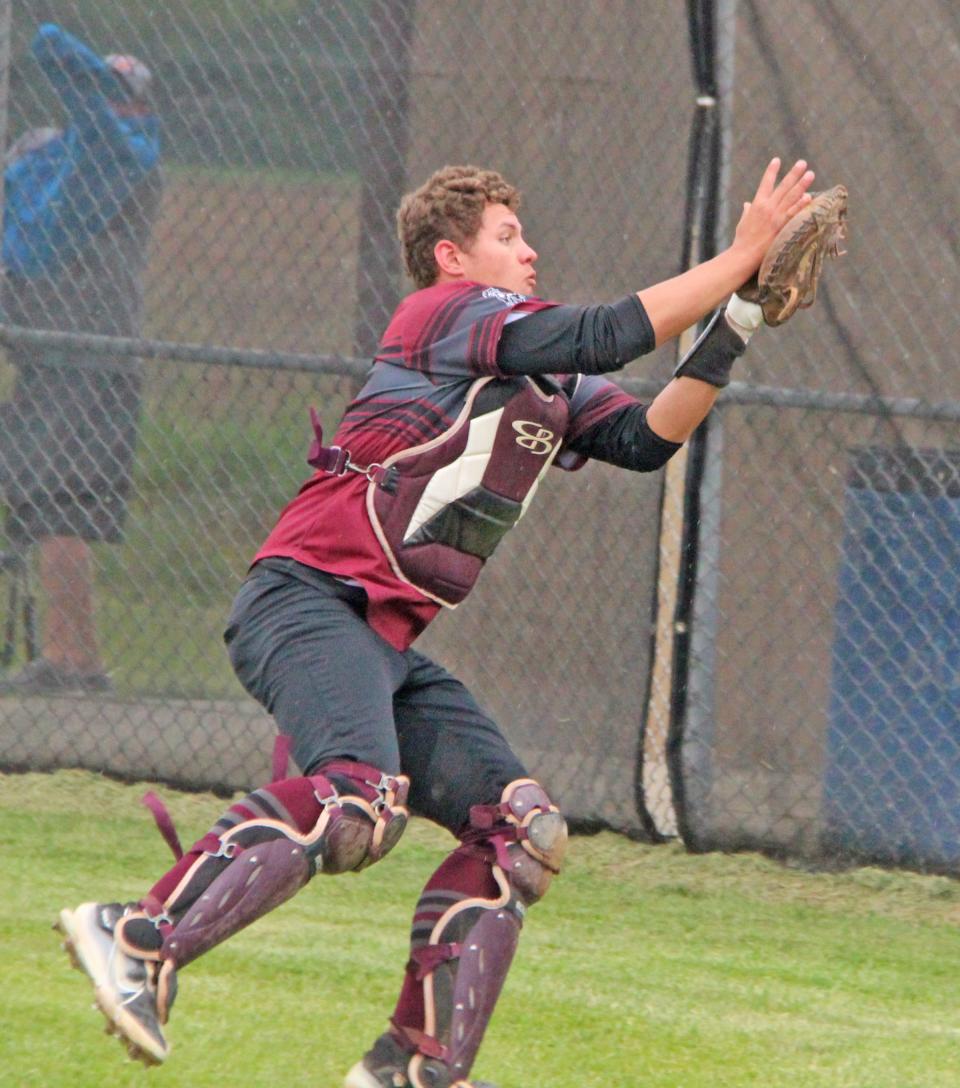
[642,0,724,840]
[668,0,737,851]
[353,0,415,358]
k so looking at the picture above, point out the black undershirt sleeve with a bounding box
[497,294,655,375]
[565,403,682,473]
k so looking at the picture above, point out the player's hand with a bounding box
[731,158,815,270]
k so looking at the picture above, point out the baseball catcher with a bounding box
[58,156,820,1087]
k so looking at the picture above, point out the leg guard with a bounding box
[388,779,567,1088]
[119,761,409,973]
[162,836,312,969]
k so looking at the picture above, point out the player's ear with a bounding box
[434,238,464,278]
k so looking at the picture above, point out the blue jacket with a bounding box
[2,23,161,281]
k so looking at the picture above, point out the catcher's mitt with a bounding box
[739,184,848,326]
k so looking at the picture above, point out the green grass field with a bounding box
[2,770,959,1088]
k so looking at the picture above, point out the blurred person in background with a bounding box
[57,159,813,1086]
[0,23,162,696]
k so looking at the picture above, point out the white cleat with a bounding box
[57,902,170,1066]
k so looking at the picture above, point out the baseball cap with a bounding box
[104,53,152,102]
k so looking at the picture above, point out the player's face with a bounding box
[458,203,539,295]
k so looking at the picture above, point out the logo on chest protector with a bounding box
[512,420,556,455]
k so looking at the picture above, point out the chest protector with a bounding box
[367,376,569,607]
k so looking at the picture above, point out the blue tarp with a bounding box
[825,447,960,871]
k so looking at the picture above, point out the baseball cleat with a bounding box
[56,902,170,1066]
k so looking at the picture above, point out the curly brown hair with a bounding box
[396,165,521,290]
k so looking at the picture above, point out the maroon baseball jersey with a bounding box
[255,282,637,650]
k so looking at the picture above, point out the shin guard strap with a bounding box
[142,791,184,861]
[409,942,462,981]
[391,1022,448,1062]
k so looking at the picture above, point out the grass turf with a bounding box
[1,769,959,1087]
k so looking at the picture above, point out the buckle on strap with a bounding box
[307,406,350,475]
[308,443,350,476]
[139,895,175,936]
[365,771,409,811]
[362,463,398,489]
[309,773,341,809]
[203,837,241,860]
[191,831,241,857]
[306,407,397,489]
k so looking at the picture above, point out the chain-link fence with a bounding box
[0,1,958,873]
[670,0,960,874]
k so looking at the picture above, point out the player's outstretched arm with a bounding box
[638,157,815,347]
[645,293,765,443]
[644,376,721,444]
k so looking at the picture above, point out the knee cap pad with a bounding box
[311,761,410,873]
[470,779,568,904]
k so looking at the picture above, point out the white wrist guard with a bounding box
[725,293,764,344]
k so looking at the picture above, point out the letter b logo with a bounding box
[512,420,555,455]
